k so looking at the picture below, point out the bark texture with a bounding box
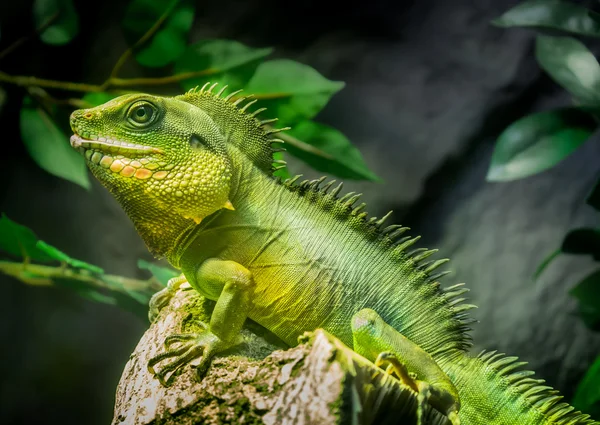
[112,288,446,425]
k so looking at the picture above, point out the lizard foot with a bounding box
[148,274,188,323]
[147,330,233,387]
[375,352,460,425]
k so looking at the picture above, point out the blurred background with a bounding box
[1,0,600,424]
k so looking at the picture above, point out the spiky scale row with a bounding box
[184,82,291,174]
[279,173,479,354]
[475,350,597,424]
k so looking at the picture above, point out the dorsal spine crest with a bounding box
[176,83,289,174]
[281,173,479,354]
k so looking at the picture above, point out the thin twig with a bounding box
[277,131,334,160]
[0,12,60,61]
[28,86,91,109]
[108,0,180,80]
[0,260,162,295]
[0,70,281,97]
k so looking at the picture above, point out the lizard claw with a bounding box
[147,330,225,386]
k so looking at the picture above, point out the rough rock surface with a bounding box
[112,289,445,425]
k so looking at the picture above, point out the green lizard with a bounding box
[69,84,597,425]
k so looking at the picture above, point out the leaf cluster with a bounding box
[3,0,381,190]
[491,0,600,416]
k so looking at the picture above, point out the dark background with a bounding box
[1,0,600,424]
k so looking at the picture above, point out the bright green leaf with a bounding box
[33,0,79,45]
[492,0,600,37]
[561,228,600,260]
[36,241,104,274]
[573,355,600,417]
[587,178,600,211]
[533,248,561,280]
[175,39,273,91]
[122,0,194,68]
[81,92,118,107]
[20,96,90,189]
[138,259,178,286]
[245,59,345,124]
[569,269,600,329]
[285,121,381,181]
[0,214,54,262]
[487,108,596,181]
[535,35,600,106]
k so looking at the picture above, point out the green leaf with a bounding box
[570,269,600,329]
[285,121,381,181]
[36,241,104,274]
[492,0,600,37]
[487,108,596,181]
[561,228,600,260]
[0,214,54,262]
[587,177,600,211]
[533,248,561,280]
[245,59,345,124]
[175,39,273,91]
[535,35,600,106]
[20,96,90,189]
[138,259,178,286]
[33,0,79,45]
[81,92,118,107]
[573,355,600,417]
[122,0,194,68]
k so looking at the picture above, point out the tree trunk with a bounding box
[112,288,447,425]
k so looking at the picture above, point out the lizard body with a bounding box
[69,85,597,425]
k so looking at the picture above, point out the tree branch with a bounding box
[0,260,162,300]
[108,0,180,80]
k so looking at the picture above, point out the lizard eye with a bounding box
[127,101,156,126]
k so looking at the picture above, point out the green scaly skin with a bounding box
[69,84,597,425]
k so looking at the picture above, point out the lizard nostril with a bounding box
[84,112,93,119]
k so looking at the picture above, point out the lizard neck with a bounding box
[168,145,281,266]
[111,186,196,259]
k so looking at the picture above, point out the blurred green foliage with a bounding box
[0,214,172,320]
[1,0,380,188]
[492,0,600,417]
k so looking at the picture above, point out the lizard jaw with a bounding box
[70,134,171,179]
[69,134,163,156]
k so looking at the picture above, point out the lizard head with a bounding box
[69,93,234,256]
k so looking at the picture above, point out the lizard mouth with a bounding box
[70,134,170,179]
[70,134,163,156]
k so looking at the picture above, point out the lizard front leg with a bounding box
[351,308,461,425]
[148,259,254,386]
